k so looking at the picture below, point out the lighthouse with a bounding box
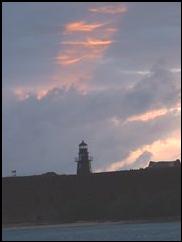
[75,140,92,175]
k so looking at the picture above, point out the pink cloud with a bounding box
[65,21,105,32]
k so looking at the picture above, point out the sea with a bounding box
[2,221,181,241]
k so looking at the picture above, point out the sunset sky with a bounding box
[2,2,181,176]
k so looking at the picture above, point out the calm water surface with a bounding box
[2,221,181,241]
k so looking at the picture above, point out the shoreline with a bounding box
[3,217,181,230]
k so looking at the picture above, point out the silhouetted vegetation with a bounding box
[2,167,181,226]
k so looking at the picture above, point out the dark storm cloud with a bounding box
[2,65,180,176]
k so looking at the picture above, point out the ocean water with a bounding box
[2,221,181,241]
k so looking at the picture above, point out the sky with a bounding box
[2,2,181,176]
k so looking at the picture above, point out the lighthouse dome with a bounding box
[79,140,87,147]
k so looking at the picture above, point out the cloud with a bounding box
[58,38,113,67]
[61,38,112,47]
[132,151,153,168]
[105,130,180,172]
[126,108,168,122]
[89,5,127,14]
[2,3,181,176]
[120,70,151,76]
[64,21,105,32]
[56,55,84,65]
[13,87,31,101]
[105,150,153,172]
[119,66,181,119]
[86,38,113,46]
[53,3,123,92]
[54,23,116,90]
[3,63,181,176]
[170,68,181,73]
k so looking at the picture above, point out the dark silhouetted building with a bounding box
[148,159,181,169]
[75,140,92,175]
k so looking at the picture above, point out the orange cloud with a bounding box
[36,88,50,100]
[54,4,122,91]
[14,4,126,97]
[56,46,104,66]
[65,21,105,32]
[56,53,104,65]
[127,108,168,122]
[13,84,59,101]
[87,38,112,46]
[110,109,168,127]
[89,5,127,14]
[110,106,181,127]
[56,55,84,65]
[127,105,181,123]
[57,37,113,66]
[106,131,181,172]
[13,87,30,101]
[106,148,144,171]
[61,38,112,47]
